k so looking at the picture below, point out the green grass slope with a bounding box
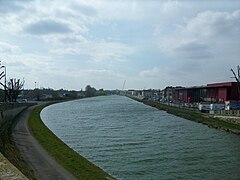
[132,98,240,134]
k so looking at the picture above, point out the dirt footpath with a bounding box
[12,105,76,180]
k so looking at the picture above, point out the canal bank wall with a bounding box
[130,97,240,135]
[0,105,29,180]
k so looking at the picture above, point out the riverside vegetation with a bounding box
[131,97,240,134]
[28,103,115,180]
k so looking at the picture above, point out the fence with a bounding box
[209,110,240,116]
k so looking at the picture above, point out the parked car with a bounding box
[210,103,225,110]
[198,103,210,112]
[225,101,240,110]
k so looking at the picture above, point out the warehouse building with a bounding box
[175,82,240,103]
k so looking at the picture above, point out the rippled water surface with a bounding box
[41,95,240,179]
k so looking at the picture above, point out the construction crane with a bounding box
[121,80,126,96]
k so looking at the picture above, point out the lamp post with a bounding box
[0,65,6,102]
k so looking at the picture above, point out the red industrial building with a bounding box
[175,82,240,104]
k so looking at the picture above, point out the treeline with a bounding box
[5,85,107,102]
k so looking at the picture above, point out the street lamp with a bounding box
[0,65,6,102]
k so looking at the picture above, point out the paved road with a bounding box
[12,105,76,180]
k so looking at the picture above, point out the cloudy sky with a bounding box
[0,0,239,90]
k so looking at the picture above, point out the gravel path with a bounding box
[12,105,77,180]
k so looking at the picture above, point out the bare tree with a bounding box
[231,65,240,99]
[0,78,24,102]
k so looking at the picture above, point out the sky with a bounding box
[0,0,239,90]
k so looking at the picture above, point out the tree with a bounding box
[69,90,78,99]
[85,85,96,97]
[5,78,24,102]
[96,88,106,96]
[231,65,240,99]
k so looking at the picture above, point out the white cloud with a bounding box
[0,0,94,36]
[186,10,240,39]
[5,55,53,75]
[138,65,204,89]
[89,42,135,63]
[0,0,135,65]
[138,67,172,89]
[174,40,212,59]
[2,53,61,89]
[0,0,30,14]
[0,41,21,54]
[1,51,127,89]
[50,41,135,63]
[24,19,72,35]
[69,1,98,17]
[139,67,162,78]
[96,1,144,21]
[161,0,181,13]
[0,1,239,90]
[157,10,240,61]
[41,68,125,90]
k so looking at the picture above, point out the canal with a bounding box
[41,95,240,179]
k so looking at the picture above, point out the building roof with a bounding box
[207,82,236,87]
[175,82,238,91]
[175,85,206,90]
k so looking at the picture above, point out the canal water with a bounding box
[41,95,240,180]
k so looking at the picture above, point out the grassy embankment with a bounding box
[28,103,115,180]
[0,104,36,179]
[131,97,240,134]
